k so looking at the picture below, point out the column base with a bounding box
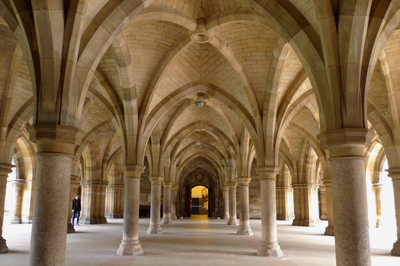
[320,214,328,220]
[162,217,173,225]
[99,217,108,224]
[0,237,8,253]
[80,217,96,224]
[375,221,383,228]
[237,226,253,235]
[257,241,285,257]
[391,241,400,256]
[10,216,22,224]
[116,240,143,256]
[324,225,335,236]
[146,225,163,234]
[67,223,76,233]
[227,218,238,225]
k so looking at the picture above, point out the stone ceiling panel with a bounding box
[368,64,393,130]
[290,78,312,105]
[153,0,254,19]
[124,20,189,104]
[213,22,279,107]
[165,104,232,145]
[8,60,33,126]
[81,101,111,134]
[150,42,252,114]
[276,48,304,104]
[97,48,121,95]
[290,105,320,137]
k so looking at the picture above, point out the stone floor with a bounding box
[2,216,400,265]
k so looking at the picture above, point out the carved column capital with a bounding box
[317,128,374,159]
[237,177,251,186]
[149,176,164,185]
[27,124,85,157]
[256,166,279,180]
[122,165,145,179]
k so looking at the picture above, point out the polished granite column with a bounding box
[237,177,253,235]
[387,168,400,256]
[0,164,12,253]
[162,182,173,225]
[28,125,84,266]
[117,165,145,255]
[318,129,372,265]
[147,176,164,234]
[222,186,229,220]
[256,166,284,257]
[227,182,238,225]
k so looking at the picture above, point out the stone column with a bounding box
[28,125,84,266]
[9,179,24,224]
[387,168,400,256]
[0,164,12,253]
[277,185,293,221]
[276,186,283,220]
[147,176,164,234]
[171,185,178,220]
[237,177,253,235]
[162,182,173,225]
[222,186,229,220]
[292,183,320,226]
[227,182,238,225]
[256,167,284,257]
[80,180,108,224]
[318,129,372,265]
[373,183,383,228]
[67,175,80,233]
[105,185,113,218]
[319,184,328,220]
[80,180,95,224]
[98,181,108,224]
[323,178,335,235]
[116,165,145,255]
[106,184,124,219]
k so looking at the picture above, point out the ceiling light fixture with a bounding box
[195,93,206,107]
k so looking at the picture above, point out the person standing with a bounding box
[72,194,81,225]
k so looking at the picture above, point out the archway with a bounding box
[380,159,396,228]
[191,185,208,215]
[180,169,217,218]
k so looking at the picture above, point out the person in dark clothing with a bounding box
[72,194,81,225]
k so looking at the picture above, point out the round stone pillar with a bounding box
[147,176,164,234]
[222,186,229,220]
[9,179,24,224]
[227,182,238,225]
[373,183,383,228]
[323,178,335,236]
[171,185,178,220]
[0,164,12,253]
[256,167,284,257]
[318,129,372,265]
[28,125,84,266]
[162,182,173,225]
[117,165,145,255]
[237,177,253,235]
[387,168,400,256]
